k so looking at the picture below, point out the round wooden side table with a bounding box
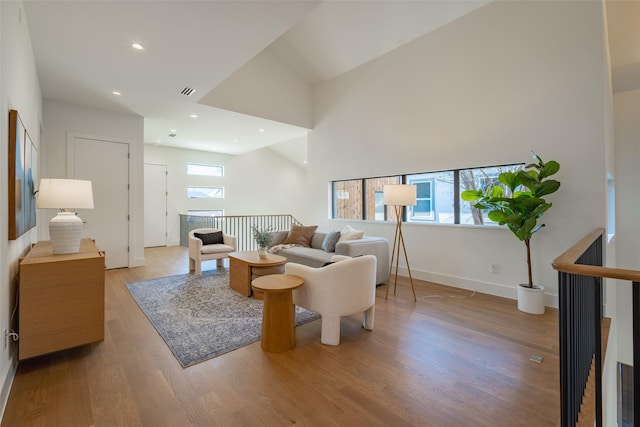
[251,274,304,353]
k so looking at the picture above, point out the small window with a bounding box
[187,163,223,177]
[187,210,223,217]
[187,186,223,199]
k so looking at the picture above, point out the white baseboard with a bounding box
[0,354,18,423]
[392,266,559,309]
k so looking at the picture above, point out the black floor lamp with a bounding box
[384,184,417,302]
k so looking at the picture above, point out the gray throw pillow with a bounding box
[321,231,341,252]
[194,231,223,245]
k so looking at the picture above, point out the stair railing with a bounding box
[552,228,640,426]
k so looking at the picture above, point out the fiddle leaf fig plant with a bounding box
[461,152,560,288]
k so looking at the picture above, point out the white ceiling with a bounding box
[22,0,490,165]
[22,0,640,166]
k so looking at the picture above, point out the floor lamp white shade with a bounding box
[37,179,94,254]
[383,184,417,302]
[383,184,417,207]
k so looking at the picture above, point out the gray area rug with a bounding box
[126,269,319,367]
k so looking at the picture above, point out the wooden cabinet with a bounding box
[19,238,105,360]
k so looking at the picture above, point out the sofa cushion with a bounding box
[282,224,318,247]
[278,246,333,267]
[194,231,224,245]
[311,232,327,249]
[268,230,288,247]
[338,225,365,242]
[321,231,341,252]
[200,244,235,254]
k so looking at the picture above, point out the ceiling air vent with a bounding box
[180,87,195,97]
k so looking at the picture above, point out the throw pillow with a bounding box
[282,224,318,247]
[338,224,365,242]
[194,231,224,245]
[321,231,341,252]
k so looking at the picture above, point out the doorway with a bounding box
[67,134,130,269]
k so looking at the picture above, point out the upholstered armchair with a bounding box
[284,254,377,345]
[188,228,237,276]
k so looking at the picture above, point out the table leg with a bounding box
[229,257,251,296]
[261,291,295,352]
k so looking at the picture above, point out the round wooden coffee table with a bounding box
[251,274,304,353]
[228,251,287,297]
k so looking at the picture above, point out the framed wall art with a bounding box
[8,109,37,240]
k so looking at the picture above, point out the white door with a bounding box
[71,136,129,269]
[144,163,167,247]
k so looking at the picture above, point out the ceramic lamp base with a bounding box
[49,212,83,254]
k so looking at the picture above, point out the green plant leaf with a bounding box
[461,189,483,201]
[487,210,509,223]
[534,180,560,197]
[498,172,520,192]
[517,171,539,190]
[538,160,560,179]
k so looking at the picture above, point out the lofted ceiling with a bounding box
[22,0,490,165]
[22,1,639,167]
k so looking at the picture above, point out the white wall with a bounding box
[200,49,313,129]
[613,88,640,367]
[144,144,308,245]
[40,100,145,266]
[309,0,608,306]
[0,0,42,416]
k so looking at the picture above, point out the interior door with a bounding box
[144,163,167,247]
[71,136,129,269]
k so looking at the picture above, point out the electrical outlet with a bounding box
[3,328,7,348]
[490,264,499,274]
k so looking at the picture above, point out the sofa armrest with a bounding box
[335,237,390,284]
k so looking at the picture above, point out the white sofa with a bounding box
[269,230,390,285]
[285,254,377,345]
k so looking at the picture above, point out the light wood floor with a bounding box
[2,246,560,426]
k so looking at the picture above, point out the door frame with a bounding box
[66,131,135,267]
[144,162,168,247]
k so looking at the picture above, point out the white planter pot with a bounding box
[517,284,545,315]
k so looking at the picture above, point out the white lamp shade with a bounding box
[37,178,94,209]
[383,184,417,206]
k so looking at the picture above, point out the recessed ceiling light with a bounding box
[132,43,144,50]
[156,139,161,143]
[259,129,265,133]
[233,138,238,143]
[190,114,198,118]
[170,129,176,133]
[112,91,121,96]
[303,160,308,164]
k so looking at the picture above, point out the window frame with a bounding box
[186,163,224,177]
[187,186,224,199]
[329,162,525,227]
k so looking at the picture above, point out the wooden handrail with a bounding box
[552,228,640,281]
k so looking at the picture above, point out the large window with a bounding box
[459,164,523,225]
[330,163,523,226]
[187,163,223,177]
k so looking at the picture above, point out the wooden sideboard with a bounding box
[18,238,105,360]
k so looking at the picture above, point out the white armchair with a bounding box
[284,255,377,345]
[188,228,237,276]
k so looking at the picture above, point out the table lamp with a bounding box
[383,184,417,302]
[36,178,94,254]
